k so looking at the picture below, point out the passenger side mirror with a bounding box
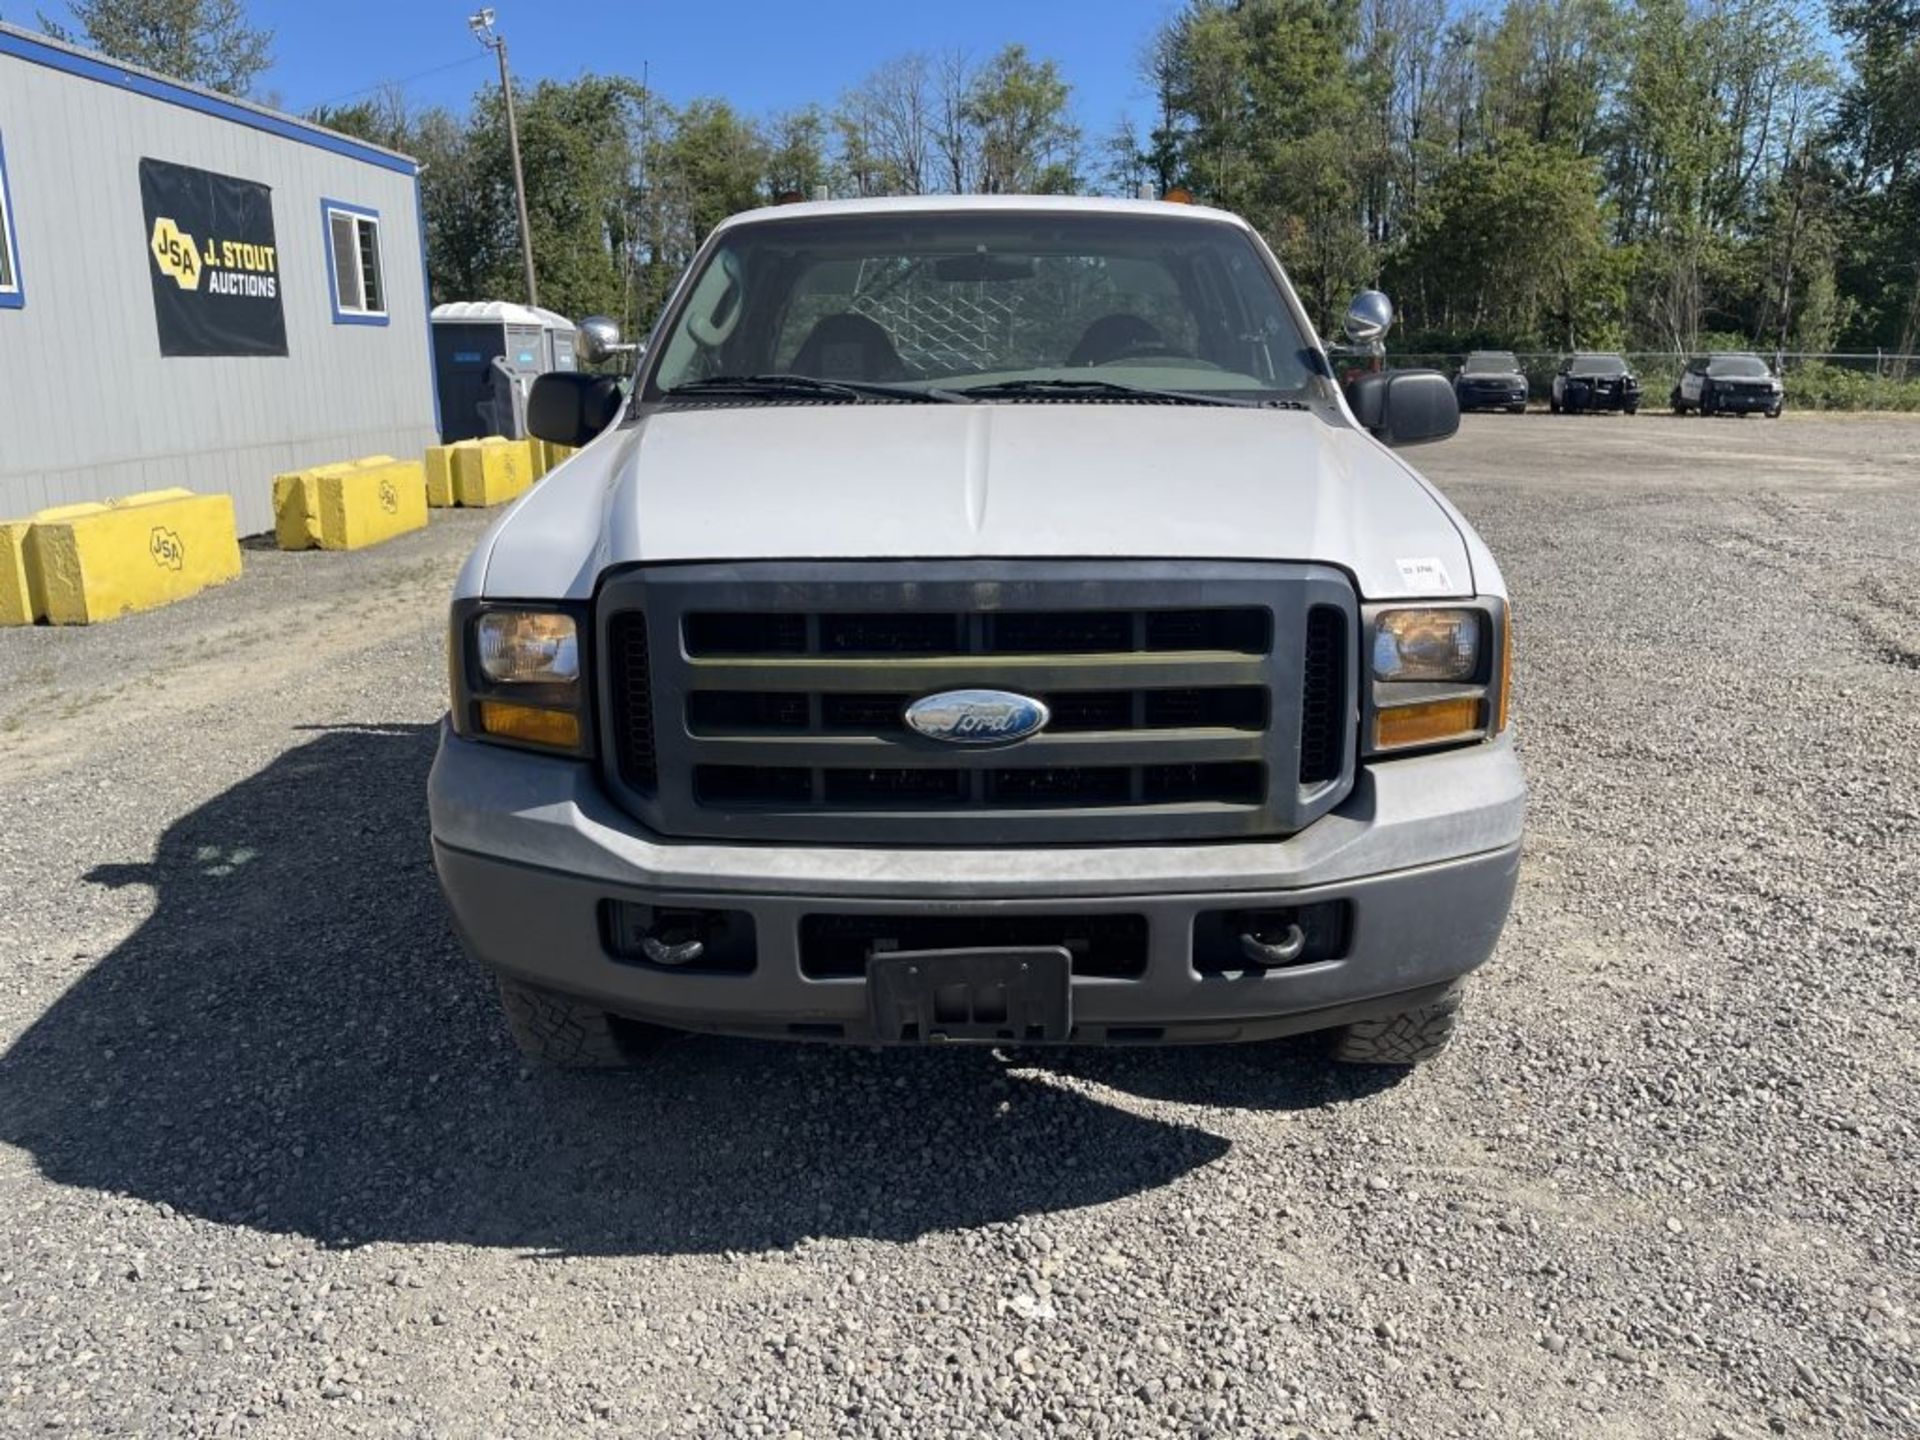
[1342,289,1395,346]
[528,372,623,448]
[1344,368,1459,447]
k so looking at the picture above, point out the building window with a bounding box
[322,198,386,324]
[0,130,21,309]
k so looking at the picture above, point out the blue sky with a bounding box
[26,1,1179,142]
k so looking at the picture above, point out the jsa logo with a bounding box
[149,217,202,291]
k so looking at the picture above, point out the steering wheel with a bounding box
[1094,338,1195,365]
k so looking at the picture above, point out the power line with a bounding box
[309,52,489,111]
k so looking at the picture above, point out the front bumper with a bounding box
[429,727,1525,1045]
[1457,384,1528,410]
[1707,387,1781,412]
[1563,382,1639,411]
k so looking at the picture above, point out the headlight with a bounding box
[478,610,579,684]
[1366,603,1510,755]
[450,603,591,755]
[1372,608,1482,681]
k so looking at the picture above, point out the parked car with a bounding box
[431,195,1522,1071]
[1550,353,1640,414]
[1671,353,1783,417]
[1454,351,1529,413]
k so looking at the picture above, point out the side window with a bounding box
[322,199,387,324]
[0,129,22,309]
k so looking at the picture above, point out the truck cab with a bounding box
[429,196,1524,1071]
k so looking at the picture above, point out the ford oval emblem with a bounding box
[904,689,1050,745]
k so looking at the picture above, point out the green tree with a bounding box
[40,0,271,95]
[960,44,1081,194]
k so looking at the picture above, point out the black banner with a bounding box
[139,158,286,357]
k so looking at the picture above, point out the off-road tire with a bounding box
[1331,986,1464,1066]
[496,976,668,1069]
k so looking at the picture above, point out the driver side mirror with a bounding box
[528,372,623,448]
[1345,368,1459,447]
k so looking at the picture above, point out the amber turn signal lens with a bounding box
[1374,697,1482,752]
[477,701,581,750]
[1495,611,1513,733]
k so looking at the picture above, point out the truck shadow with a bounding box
[0,724,1380,1258]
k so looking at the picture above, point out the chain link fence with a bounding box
[1386,351,1920,410]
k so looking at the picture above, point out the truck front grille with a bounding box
[597,561,1357,845]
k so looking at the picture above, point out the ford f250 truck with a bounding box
[429,196,1524,1069]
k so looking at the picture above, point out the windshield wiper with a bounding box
[954,378,1256,407]
[664,373,960,403]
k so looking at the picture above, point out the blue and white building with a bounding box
[0,22,438,534]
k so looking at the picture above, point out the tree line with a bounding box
[42,0,1920,356]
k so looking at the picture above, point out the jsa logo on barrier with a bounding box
[149,217,202,291]
[149,527,185,571]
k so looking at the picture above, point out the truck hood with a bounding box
[470,404,1478,602]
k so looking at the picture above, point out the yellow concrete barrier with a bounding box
[450,436,534,507]
[273,456,428,551]
[27,491,241,624]
[424,441,476,508]
[1,520,36,625]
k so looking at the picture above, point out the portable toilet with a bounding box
[430,301,578,441]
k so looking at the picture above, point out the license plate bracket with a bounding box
[867,946,1072,1043]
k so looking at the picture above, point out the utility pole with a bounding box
[469,8,538,307]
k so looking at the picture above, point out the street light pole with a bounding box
[469,9,538,308]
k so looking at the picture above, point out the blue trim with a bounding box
[0,27,417,176]
[415,171,441,437]
[321,196,390,326]
[0,128,21,309]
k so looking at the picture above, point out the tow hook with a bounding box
[1238,923,1307,967]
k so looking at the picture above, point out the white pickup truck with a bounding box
[428,196,1523,1070]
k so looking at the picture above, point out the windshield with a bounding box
[1463,352,1519,374]
[644,211,1316,401]
[1569,355,1626,377]
[1707,355,1770,378]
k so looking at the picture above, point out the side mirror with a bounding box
[575,314,626,366]
[1345,368,1459,447]
[1342,289,1395,346]
[528,372,623,448]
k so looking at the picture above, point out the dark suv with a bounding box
[1550,353,1640,414]
[1454,352,1529,413]
[1671,353,1784,417]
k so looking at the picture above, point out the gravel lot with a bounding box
[3,413,1917,1438]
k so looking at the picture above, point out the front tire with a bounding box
[496,976,674,1069]
[1506,403,1526,415]
[1549,396,1561,414]
[1670,388,1685,414]
[1331,986,1464,1066]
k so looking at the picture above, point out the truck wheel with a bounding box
[1330,986,1463,1066]
[496,975,669,1068]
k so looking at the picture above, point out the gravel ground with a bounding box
[2,413,1917,1438]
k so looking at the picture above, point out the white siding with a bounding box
[0,43,437,534]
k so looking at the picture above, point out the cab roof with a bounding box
[713,193,1255,234]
